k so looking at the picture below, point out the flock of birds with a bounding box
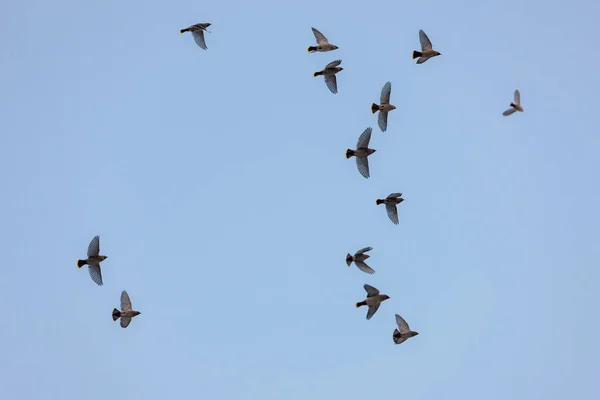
[75,23,524,338]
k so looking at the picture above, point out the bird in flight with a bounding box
[356,284,390,320]
[393,314,419,345]
[376,193,404,225]
[307,27,338,53]
[346,127,376,179]
[413,30,441,64]
[503,90,524,116]
[77,235,107,286]
[371,81,396,132]
[180,23,211,50]
[346,247,375,275]
[112,290,142,329]
[314,60,343,94]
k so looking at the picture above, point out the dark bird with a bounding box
[503,90,524,116]
[314,60,343,94]
[412,30,441,64]
[371,81,396,132]
[307,27,338,53]
[180,23,211,50]
[77,235,107,286]
[376,193,404,225]
[112,290,142,329]
[346,127,376,179]
[393,314,419,344]
[356,284,390,320]
[346,247,375,275]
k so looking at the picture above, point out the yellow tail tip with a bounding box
[180,30,183,34]
[355,303,359,308]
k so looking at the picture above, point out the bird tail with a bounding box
[376,199,384,205]
[371,103,379,114]
[313,71,323,77]
[413,50,422,59]
[180,28,188,34]
[77,259,86,268]
[356,301,367,308]
[346,254,353,266]
[112,308,122,321]
[346,149,354,159]
[510,102,516,108]
[307,46,317,53]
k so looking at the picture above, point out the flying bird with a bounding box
[307,27,338,53]
[180,23,211,50]
[356,284,390,320]
[371,81,396,132]
[412,30,441,64]
[314,59,343,94]
[346,127,376,179]
[376,193,404,225]
[112,290,142,329]
[503,90,524,116]
[393,314,419,344]
[346,247,375,275]
[77,235,107,286]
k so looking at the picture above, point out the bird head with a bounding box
[133,311,142,316]
[382,295,390,300]
[391,105,397,110]
[338,67,344,71]
[333,45,339,50]
[398,198,405,204]
[99,256,108,261]
[411,331,419,337]
[435,51,441,56]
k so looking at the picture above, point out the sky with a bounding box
[1,0,599,399]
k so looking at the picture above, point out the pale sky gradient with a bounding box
[1,1,600,399]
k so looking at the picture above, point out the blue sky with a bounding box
[1,0,600,399]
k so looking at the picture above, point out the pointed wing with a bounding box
[192,30,208,50]
[356,156,370,179]
[366,304,380,320]
[503,107,516,116]
[364,284,379,297]
[325,59,341,69]
[514,90,521,105]
[387,193,403,199]
[378,111,389,132]
[356,247,372,255]
[416,56,431,64]
[419,30,433,50]
[395,314,410,333]
[87,236,100,257]
[324,75,338,94]
[121,290,133,311]
[355,261,375,275]
[386,204,399,225]
[393,329,408,345]
[311,27,329,45]
[88,264,103,286]
[120,317,132,328]
[380,81,391,104]
[356,127,372,148]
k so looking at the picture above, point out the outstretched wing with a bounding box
[121,290,133,311]
[325,59,342,69]
[355,261,375,275]
[416,56,431,64]
[366,304,380,320]
[87,236,100,257]
[311,27,329,45]
[393,329,408,345]
[324,75,338,94]
[356,156,370,179]
[514,90,521,105]
[503,107,516,116]
[386,204,399,225]
[378,110,389,132]
[419,30,433,50]
[88,264,103,286]
[192,30,208,50]
[387,192,403,199]
[364,284,379,297]
[356,247,372,255]
[380,81,392,104]
[356,127,372,148]
[395,314,410,333]
[120,317,132,328]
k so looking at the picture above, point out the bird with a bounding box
[307,27,338,53]
[376,193,404,225]
[314,60,343,94]
[346,127,376,179]
[180,23,211,50]
[503,90,524,116]
[346,247,375,275]
[112,290,142,329]
[412,30,441,64]
[356,284,390,320]
[371,81,396,132]
[77,235,107,286]
[393,314,419,344]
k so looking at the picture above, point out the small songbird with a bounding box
[77,235,107,286]
[346,127,376,179]
[307,27,338,53]
[412,30,441,64]
[371,81,396,132]
[356,284,390,320]
[376,193,404,225]
[314,60,343,94]
[393,314,419,345]
[503,90,524,116]
[180,23,211,50]
[346,247,375,275]
[112,290,142,329]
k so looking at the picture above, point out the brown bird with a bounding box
[112,290,142,329]
[314,60,343,94]
[376,193,404,225]
[346,127,376,179]
[393,314,419,345]
[503,90,524,116]
[371,81,396,132]
[412,30,441,64]
[346,247,375,275]
[356,284,390,320]
[180,23,211,50]
[77,235,107,286]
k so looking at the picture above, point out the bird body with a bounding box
[413,30,441,64]
[371,81,396,132]
[356,284,390,320]
[346,247,375,274]
[314,60,343,94]
[346,127,376,179]
[376,193,404,225]
[503,90,524,116]
[393,314,419,345]
[307,27,338,53]
[112,290,141,328]
[77,236,107,286]
[180,23,211,50]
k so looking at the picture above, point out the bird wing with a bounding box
[366,304,380,320]
[503,107,516,116]
[514,90,521,105]
[324,74,338,94]
[386,204,399,225]
[378,110,389,132]
[325,59,342,68]
[87,236,100,257]
[356,156,370,179]
[311,27,329,45]
[121,290,133,311]
[393,329,408,345]
[356,246,372,255]
[120,317,132,328]
[387,192,403,199]
[419,30,433,50]
[355,261,375,275]
[88,264,103,286]
[192,30,208,50]
[380,81,392,104]
[364,284,379,297]
[416,56,431,64]
[395,314,410,333]
[356,127,372,148]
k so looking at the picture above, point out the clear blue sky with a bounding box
[1,0,599,399]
